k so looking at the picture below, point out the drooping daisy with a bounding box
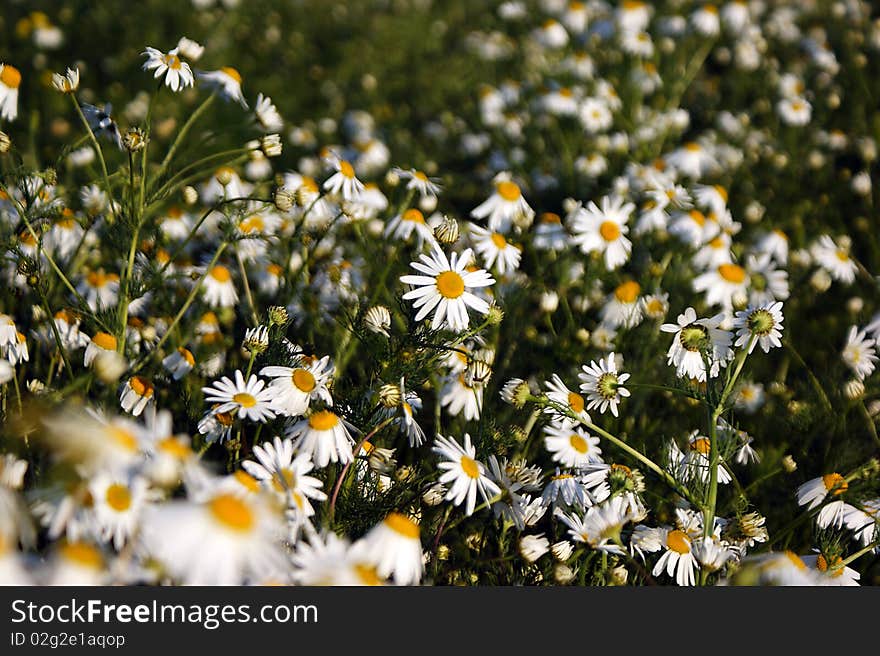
[286,409,356,468]
[198,66,248,108]
[322,156,364,202]
[468,223,522,275]
[254,93,283,132]
[83,331,118,367]
[693,262,749,309]
[600,281,644,329]
[470,176,535,232]
[542,469,593,509]
[568,194,634,270]
[201,264,238,308]
[543,373,591,426]
[578,352,631,418]
[141,47,194,92]
[384,208,437,247]
[77,269,120,311]
[533,212,568,251]
[356,512,424,586]
[162,346,195,380]
[0,63,22,121]
[841,326,877,381]
[400,246,495,333]
[682,432,732,485]
[259,355,334,417]
[796,473,848,510]
[661,307,734,381]
[394,168,442,199]
[558,496,631,554]
[241,436,327,516]
[433,433,501,516]
[755,229,789,265]
[665,141,718,179]
[439,374,484,421]
[543,422,603,468]
[732,301,784,354]
[202,370,277,423]
[652,528,699,586]
[119,376,155,417]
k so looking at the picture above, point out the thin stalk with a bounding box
[235,246,259,326]
[71,95,114,207]
[151,93,216,191]
[37,291,72,381]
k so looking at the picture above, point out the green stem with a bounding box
[38,290,73,381]
[151,93,216,191]
[235,246,259,327]
[71,95,114,210]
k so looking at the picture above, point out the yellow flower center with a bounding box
[292,368,316,393]
[599,220,621,242]
[460,455,481,479]
[784,551,807,570]
[816,554,844,577]
[685,142,701,152]
[105,484,132,512]
[59,542,102,569]
[239,215,265,233]
[233,393,257,408]
[208,494,254,532]
[402,208,425,223]
[1,64,22,89]
[666,530,691,554]
[691,437,711,455]
[308,410,339,431]
[414,171,429,182]
[339,161,356,179]
[496,181,521,201]
[822,473,848,495]
[234,470,260,493]
[614,281,640,303]
[540,212,561,224]
[569,434,589,454]
[177,347,195,366]
[490,232,507,249]
[107,426,138,452]
[157,437,192,459]
[354,564,383,585]
[210,265,232,283]
[436,270,465,299]
[718,263,746,283]
[835,250,850,262]
[271,468,297,493]
[567,392,585,414]
[163,53,182,70]
[220,66,242,84]
[385,512,420,538]
[129,376,154,398]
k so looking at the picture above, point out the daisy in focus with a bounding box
[433,433,501,516]
[568,195,634,270]
[399,246,495,333]
[202,370,277,423]
[661,307,733,381]
[577,352,631,418]
[732,301,784,354]
[198,67,248,108]
[141,47,194,92]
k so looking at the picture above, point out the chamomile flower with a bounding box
[841,326,877,381]
[141,47,194,92]
[439,374,484,421]
[322,156,364,202]
[578,352,631,418]
[119,376,155,417]
[732,301,784,354]
[543,373,591,427]
[543,422,603,468]
[533,212,568,251]
[600,281,644,329]
[77,269,120,311]
[201,264,239,308]
[394,168,442,199]
[83,332,118,367]
[468,223,522,275]
[542,469,594,509]
[198,67,248,108]
[693,262,749,309]
[162,347,195,380]
[254,93,283,132]
[802,554,860,586]
[260,355,334,417]
[796,473,849,510]
[661,307,733,381]
[241,436,326,516]
[291,531,383,586]
[89,474,152,550]
[692,536,735,573]
[810,235,857,284]
[568,194,634,270]
[202,370,277,423]
[653,528,699,586]
[745,252,789,305]
[0,64,22,121]
[777,97,812,126]
[51,67,80,94]
[559,496,631,555]
[470,176,535,232]
[142,488,287,585]
[433,433,501,517]
[286,409,356,468]
[357,512,424,586]
[384,208,437,247]
[400,246,495,333]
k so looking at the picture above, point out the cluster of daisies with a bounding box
[0,0,878,586]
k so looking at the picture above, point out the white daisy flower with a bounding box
[578,352,631,418]
[802,554,860,586]
[285,410,356,468]
[811,234,857,284]
[322,156,365,202]
[568,194,634,270]
[543,373,591,427]
[693,262,749,309]
[384,208,437,247]
[202,370,277,423]
[356,512,424,586]
[600,281,644,329]
[559,496,632,555]
[119,376,155,417]
[777,97,812,126]
[755,229,789,265]
[841,326,877,381]
[433,433,501,517]
[470,176,534,232]
[732,301,785,354]
[254,93,283,132]
[83,332,118,367]
[198,67,248,108]
[260,355,334,417]
[399,246,495,333]
[291,531,384,586]
[468,223,522,275]
[141,47,194,92]
[796,473,848,510]
[0,63,22,121]
[201,264,239,308]
[653,528,699,586]
[162,347,196,380]
[542,469,594,509]
[439,374,484,421]
[89,474,152,550]
[393,168,442,199]
[543,422,603,468]
[241,436,326,516]
[745,252,790,305]
[660,307,734,381]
